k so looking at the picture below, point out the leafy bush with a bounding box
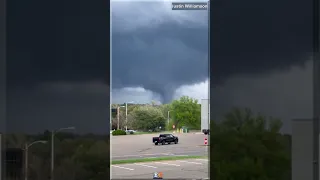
[112,130,126,136]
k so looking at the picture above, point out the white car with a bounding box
[126,130,136,133]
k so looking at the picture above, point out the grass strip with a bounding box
[129,131,173,135]
[112,155,207,164]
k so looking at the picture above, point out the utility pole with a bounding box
[117,106,120,130]
[167,111,170,124]
[24,144,28,180]
[125,102,128,132]
[51,132,55,180]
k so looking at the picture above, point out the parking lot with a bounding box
[111,158,209,179]
[111,133,209,160]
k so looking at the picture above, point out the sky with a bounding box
[111,0,209,104]
[5,0,314,133]
[112,0,313,132]
[6,0,110,133]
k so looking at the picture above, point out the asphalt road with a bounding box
[111,133,209,160]
[111,158,209,179]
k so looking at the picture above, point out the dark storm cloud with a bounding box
[211,0,312,83]
[211,60,313,133]
[7,1,109,133]
[7,0,313,133]
[112,2,208,103]
[112,0,312,102]
[6,82,109,133]
[7,0,108,88]
[112,22,208,102]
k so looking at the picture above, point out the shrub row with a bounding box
[112,130,126,136]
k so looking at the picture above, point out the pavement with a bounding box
[111,158,209,179]
[111,132,209,160]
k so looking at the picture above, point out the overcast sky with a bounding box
[6,1,110,133]
[112,0,313,133]
[111,0,209,104]
[6,0,314,133]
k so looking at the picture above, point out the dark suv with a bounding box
[152,134,179,145]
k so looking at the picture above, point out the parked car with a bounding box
[126,130,136,134]
[152,134,179,145]
[202,129,210,135]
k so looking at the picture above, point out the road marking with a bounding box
[112,165,134,171]
[113,153,172,158]
[154,162,180,166]
[113,155,140,158]
[144,153,170,156]
[195,159,209,162]
[134,163,157,168]
[177,160,203,165]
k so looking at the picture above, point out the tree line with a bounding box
[111,96,201,131]
[3,96,291,180]
[5,132,109,180]
[211,108,291,180]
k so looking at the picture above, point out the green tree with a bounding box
[159,104,171,119]
[111,110,126,130]
[170,96,201,129]
[73,140,109,180]
[211,108,291,180]
[131,106,166,131]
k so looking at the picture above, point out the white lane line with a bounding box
[113,153,170,158]
[112,165,134,171]
[164,153,175,155]
[195,159,209,162]
[134,163,157,168]
[177,160,203,165]
[154,162,180,167]
[113,155,139,158]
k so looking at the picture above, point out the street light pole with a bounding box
[117,106,120,130]
[51,132,54,180]
[125,102,128,132]
[25,144,29,180]
[120,101,134,131]
[24,141,47,180]
[51,127,75,180]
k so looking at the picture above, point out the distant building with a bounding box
[291,119,314,180]
[201,99,210,134]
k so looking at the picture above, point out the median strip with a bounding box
[111,155,207,165]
